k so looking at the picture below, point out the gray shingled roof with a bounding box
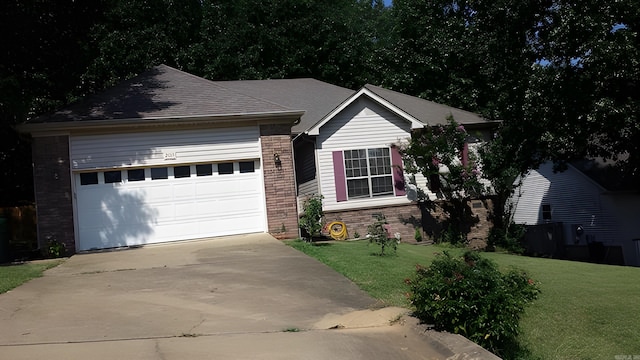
[363,84,491,126]
[211,78,355,134]
[27,64,496,134]
[29,65,299,124]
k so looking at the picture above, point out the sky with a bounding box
[383,0,392,6]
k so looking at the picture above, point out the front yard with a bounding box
[287,240,640,360]
[0,260,63,294]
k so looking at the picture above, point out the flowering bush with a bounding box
[401,116,486,244]
[407,251,540,355]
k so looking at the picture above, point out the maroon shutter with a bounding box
[333,151,347,202]
[462,142,469,167]
[390,146,406,196]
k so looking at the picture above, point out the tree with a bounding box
[381,0,545,120]
[0,1,106,205]
[402,117,486,244]
[524,0,640,189]
[184,0,386,88]
[82,0,203,92]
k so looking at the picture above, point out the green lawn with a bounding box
[0,260,63,294]
[287,240,640,360]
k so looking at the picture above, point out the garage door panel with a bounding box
[74,159,266,251]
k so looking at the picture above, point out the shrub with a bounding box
[407,251,539,355]
[487,222,526,254]
[299,195,323,240]
[414,228,422,242]
[367,214,397,256]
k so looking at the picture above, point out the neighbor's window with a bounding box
[344,148,393,199]
[542,204,552,220]
[127,169,145,181]
[239,161,255,173]
[218,162,234,175]
[80,172,99,185]
[151,167,168,180]
[104,171,122,184]
[174,166,191,178]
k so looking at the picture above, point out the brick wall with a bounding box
[32,136,76,254]
[323,203,424,243]
[322,198,493,246]
[260,124,299,239]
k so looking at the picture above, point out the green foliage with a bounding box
[403,116,486,200]
[436,224,466,246]
[367,214,397,256]
[414,228,422,242]
[0,260,63,294]
[402,116,486,242]
[407,251,540,356]
[45,234,66,259]
[488,222,526,254]
[299,195,323,240]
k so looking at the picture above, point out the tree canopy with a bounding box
[1,0,639,205]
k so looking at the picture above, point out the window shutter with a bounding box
[462,142,469,167]
[332,151,347,202]
[390,146,406,196]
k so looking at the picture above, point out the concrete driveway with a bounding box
[0,234,498,359]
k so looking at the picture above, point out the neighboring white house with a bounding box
[512,161,640,266]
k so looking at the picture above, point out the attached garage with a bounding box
[19,65,302,253]
[70,127,266,251]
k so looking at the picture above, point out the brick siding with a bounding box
[323,203,424,243]
[322,198,493,245]
[32,136,76,254]
[260,124,299,239]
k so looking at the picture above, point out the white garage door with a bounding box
[74,160,265,251]
[70,127,266,251]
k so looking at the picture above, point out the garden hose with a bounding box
[327,221,348,241]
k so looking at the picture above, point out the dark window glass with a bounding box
[218,163,234,175]
[80,172,98,185]
[174,166,191,178]
[196,164,213,176]
[104,171,122,184]
[371,176,393,196]
[128,169,145,181]
[239,161,255,173]
[151,167,168,180]
[347,178,370,198]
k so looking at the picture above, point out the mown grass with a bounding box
[0,260,63,294]
[287,239,640,360]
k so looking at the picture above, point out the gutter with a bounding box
[17,110,306,135]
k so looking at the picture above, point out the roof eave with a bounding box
[17,110,305,136]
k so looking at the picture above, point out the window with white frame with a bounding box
[344,148,393,199]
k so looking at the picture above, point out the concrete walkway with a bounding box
[0,233,499,359]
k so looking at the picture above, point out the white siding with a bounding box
[512,162,620,245]
[317,98,418,211]
[70,127,260,170]
[298,178,318,196]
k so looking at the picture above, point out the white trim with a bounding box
[306,88,424,136]
[18,111,304,135]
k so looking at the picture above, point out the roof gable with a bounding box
[306,87,425,136]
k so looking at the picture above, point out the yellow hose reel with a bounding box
[327,221,348,241]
